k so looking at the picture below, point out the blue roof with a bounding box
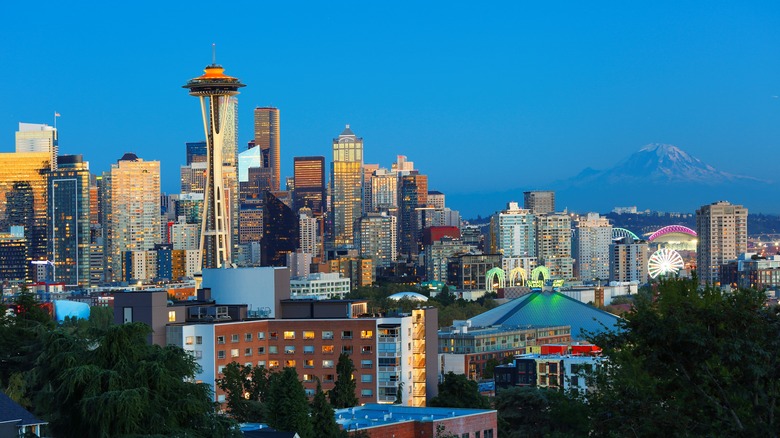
[467,291,621,339]
[335,404,495,431]
[0,391,47,427]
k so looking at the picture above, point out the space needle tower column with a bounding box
[184,59,245,269]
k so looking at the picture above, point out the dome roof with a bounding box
[388,292,428,301]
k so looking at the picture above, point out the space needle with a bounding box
[183,50,245,269]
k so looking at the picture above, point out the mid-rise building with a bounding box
[0,227,28,282]
[290,272,350,299]
[47,155,91,286]
[573,213,612,282]
[355,212,397,269]
[535,213,573,280]
[298,210,318,256]
[523,191,555,215]
[170,217,199,251]
[424,238,475,284]
[610,237,648,283]
[447,254,502,291]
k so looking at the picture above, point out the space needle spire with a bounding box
[183,52,245,269]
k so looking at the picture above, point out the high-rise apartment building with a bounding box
[370,168,399,211]
[0,151,53,265]
[293,156,326,214]
[107,153,161,282]
[610,237,648,283]
[355,212,397,269]
[362,164,379,215]
[573,213,612,282]
[254,107,280,192]
[489,202,535,258]
[523,191,555,215]
[427,191,445,210]
[16,123,58,170]
[696,201,748,284]
[298,209,318,256]
[399,173,428,257]
[535,213,573,280]
[47,155,91,286]
[330,125,363,248]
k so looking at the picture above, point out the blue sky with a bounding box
[1,1,778,217]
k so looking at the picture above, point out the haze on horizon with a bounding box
[1,1,778,218]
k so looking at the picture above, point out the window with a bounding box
[217,394,225,403]
[324,374,334,382]
[304,359,315,368]
[123,307,133,323]
[361,345,373,354]
[217,336,226,345]
[322,331,334,340]
[361,330,373,339]
[284,331,295,340]
[285,360,296,367]
[168,311,176,322]
[257,346,265,354]
[342,345,353,355]
[305,388,315,397]
[258,332,265,340]
[462,434,470,438]
[475,432,480,438]
[361,389,373,397]
[361,360,373,369]
[303,374,314,382]
[218,365,225,374]
[285,346,296,354]
[192,350,203,359]
[196,336,202,345]
[269,331,278,340]
[361,374,373,383]
[231,349,239,358]
[323,360,334,368]
[269,346,278,354]
[185,336,194,345]
[484,429,494,438]
[322,345,334,354]
[245,333,253,342]
[217,350,225,359]
[304,346,315,354]
[342,330,353,339]
[269,360,279,368]
[303,331,315,340]
[257,360,266,367]
[245,348,252,357]
[231,334,239,343]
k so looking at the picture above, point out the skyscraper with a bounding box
[107,153,161,282]
[254,107,280,192]
[293,156,326,214]
[262,191,298,267]
[330,125,363,248]
[696,201,748,285]
[489,202,536,258]
[573,213,612,282]
[47,155,91,286]
[523,191,555,215]
[16,123,58,170]
[185,141,207,164]
[399,172,428,257]
[184,62,245,269]
[610,237,648,283]
[535,213,573,280]
[355,212,397,269]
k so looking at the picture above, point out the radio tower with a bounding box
[183,48,245,269]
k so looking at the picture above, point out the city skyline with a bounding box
[1,2,779,218]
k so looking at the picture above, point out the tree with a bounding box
[310,379,342,438]
[587,278,780,437]
[266,367,314,438]
[0,290,52,396]
[494,386,589,438]
[31,323,238,437]
[330,353,358,408]
[216,362,269,422]
[428,372,490,409]
[482,358,500,379]
[394,381,404,405]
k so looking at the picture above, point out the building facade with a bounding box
[523,191,555,215]
[330,125,363,248]
[355,212,397,269]
[696,201,748,284]
[535,213,574,280]
[573,213,612,282]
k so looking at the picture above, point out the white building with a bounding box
[171,217,199,250]
[16,122,58,169]
[355,212,397,268]
[490,202,536,258]
[610,239,648,283]
[299,212,318,256]
[289,272,350,300]
[535,213,573,280]
[573,213,612,282]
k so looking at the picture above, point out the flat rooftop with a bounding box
[334,403,495,431]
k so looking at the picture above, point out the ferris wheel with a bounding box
[648,248,685,279]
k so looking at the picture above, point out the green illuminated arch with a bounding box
[530,266,550,282]
[509,267,527,286]
[485,267,506,292]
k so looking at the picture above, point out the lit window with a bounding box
[323,360,334,368]
[322,345,334,354]
[324,374,334,382]
[269,360,279,368]
[285,360,296,367]
[303,331,315,340]
[168,311,176,322]
[284,331,295,340]
[269,331,278,340]
[305,388,315,396]
[231,349,239,358]
[304,359,314,368]
[361,330,373,339]
[361,345,372,354]
[303,374,314,382]
[185,336,194,345]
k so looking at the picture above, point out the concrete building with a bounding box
[424,238,475,284]
[447,254,502,291]
[290,272,350,299]
[298,210,318,256]
[535,213,574,280]
[334,404,496,438]
[523,191,555,215]
[170,217,199,251]
[489,202,535,258]
[573,213,612,282]
[201,267,290,319]
[696,201,748,285]
[355,212,397,269]
[610,237,648,283]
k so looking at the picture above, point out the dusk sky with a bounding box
[1,1,778,217]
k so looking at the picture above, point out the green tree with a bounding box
[31,323,238,437]
[428,372,490,409]
[310,379,342,438]
[494,386,589,438]
[394,381,404,405]
[330,353,358,408]
[0,290,52,395]
[482,357,500,379]
[266,367,314,438]
[216,362,269,422]
[587,278,780,437]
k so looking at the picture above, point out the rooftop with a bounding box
[335,403,495,431]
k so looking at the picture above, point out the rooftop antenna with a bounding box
[212,43,216,65]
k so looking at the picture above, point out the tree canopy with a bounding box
[330,353,358,409]
[428,372,490,409]
[266,367,314,438]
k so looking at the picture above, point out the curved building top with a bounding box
[183,64,245,95]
